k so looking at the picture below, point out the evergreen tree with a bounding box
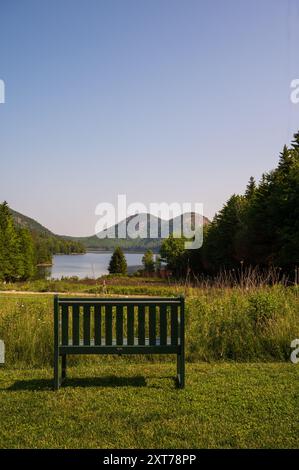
[278,145,291,171]
[203,194,246,270]
[18,227,36,279]
[245,176,256,199]
[0,202,22,281]
[0,202,37,281]
[108,247,127,274]
[142,249,155,273]
[246,133,299,267]
[291,131,299,152]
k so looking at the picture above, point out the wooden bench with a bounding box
[54,295,185,390]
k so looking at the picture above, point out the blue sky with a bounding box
[0,0,299,236]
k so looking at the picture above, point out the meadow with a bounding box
[0,282,298,367]
[0,281,298,448]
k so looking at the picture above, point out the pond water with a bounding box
[40,252,144,280]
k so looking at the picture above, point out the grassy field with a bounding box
[0,286,298,367]
[0,286,298,448]
[0,362,298,448]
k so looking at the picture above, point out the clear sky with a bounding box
[0,0,299,236]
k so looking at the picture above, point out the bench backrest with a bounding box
[54,296,184,347]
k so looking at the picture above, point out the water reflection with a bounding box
[36,252,144,280]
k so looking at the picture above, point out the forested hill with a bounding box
[9,207,86,265]
[10,209,54,236]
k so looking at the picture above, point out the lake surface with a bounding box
[45,252,144,279]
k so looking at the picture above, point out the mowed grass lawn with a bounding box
[0,362,298,448]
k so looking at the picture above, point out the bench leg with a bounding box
[177,353,185,389]
[54,351,60,391]
[62,354,67,381]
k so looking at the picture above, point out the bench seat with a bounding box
[54,296,185,389]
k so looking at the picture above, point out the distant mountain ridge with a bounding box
[10,208,210,252]
[67,212,210,252]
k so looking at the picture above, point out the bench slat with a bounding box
[94,305,102,345]
[160,305,167,345]
[61,305,69,346]
[149,305,156,345]
[60,337,178,347]
[138,305,145,345]
[171,304,178,346]
[83,305,91,345]
[105,305,113,345]
[72,305,80,346]
[116,305,123,345]
[127,304,134,345]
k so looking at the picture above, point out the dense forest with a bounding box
[161,131,299,278]
[0,202,85,281]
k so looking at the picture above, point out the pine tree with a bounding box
[0,202,36,281]
[18,227,35,279]
[108,247,127,274]
[203,194,246,270]
[142,249,155,273]
[291,131,299,152]
[278,145,292,171]
[242,131,299,267]
[0,202,22,281]
[245,176,256,199]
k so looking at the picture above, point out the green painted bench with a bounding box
[54,295,185,390]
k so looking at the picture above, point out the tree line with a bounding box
[33,232,85,265]
[0,201,85,282]
[161,131,299,278]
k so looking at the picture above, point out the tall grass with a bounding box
[191,265,291,289]
[186,286,298,361]
[0,296,53,367]
[0,284,298,368]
